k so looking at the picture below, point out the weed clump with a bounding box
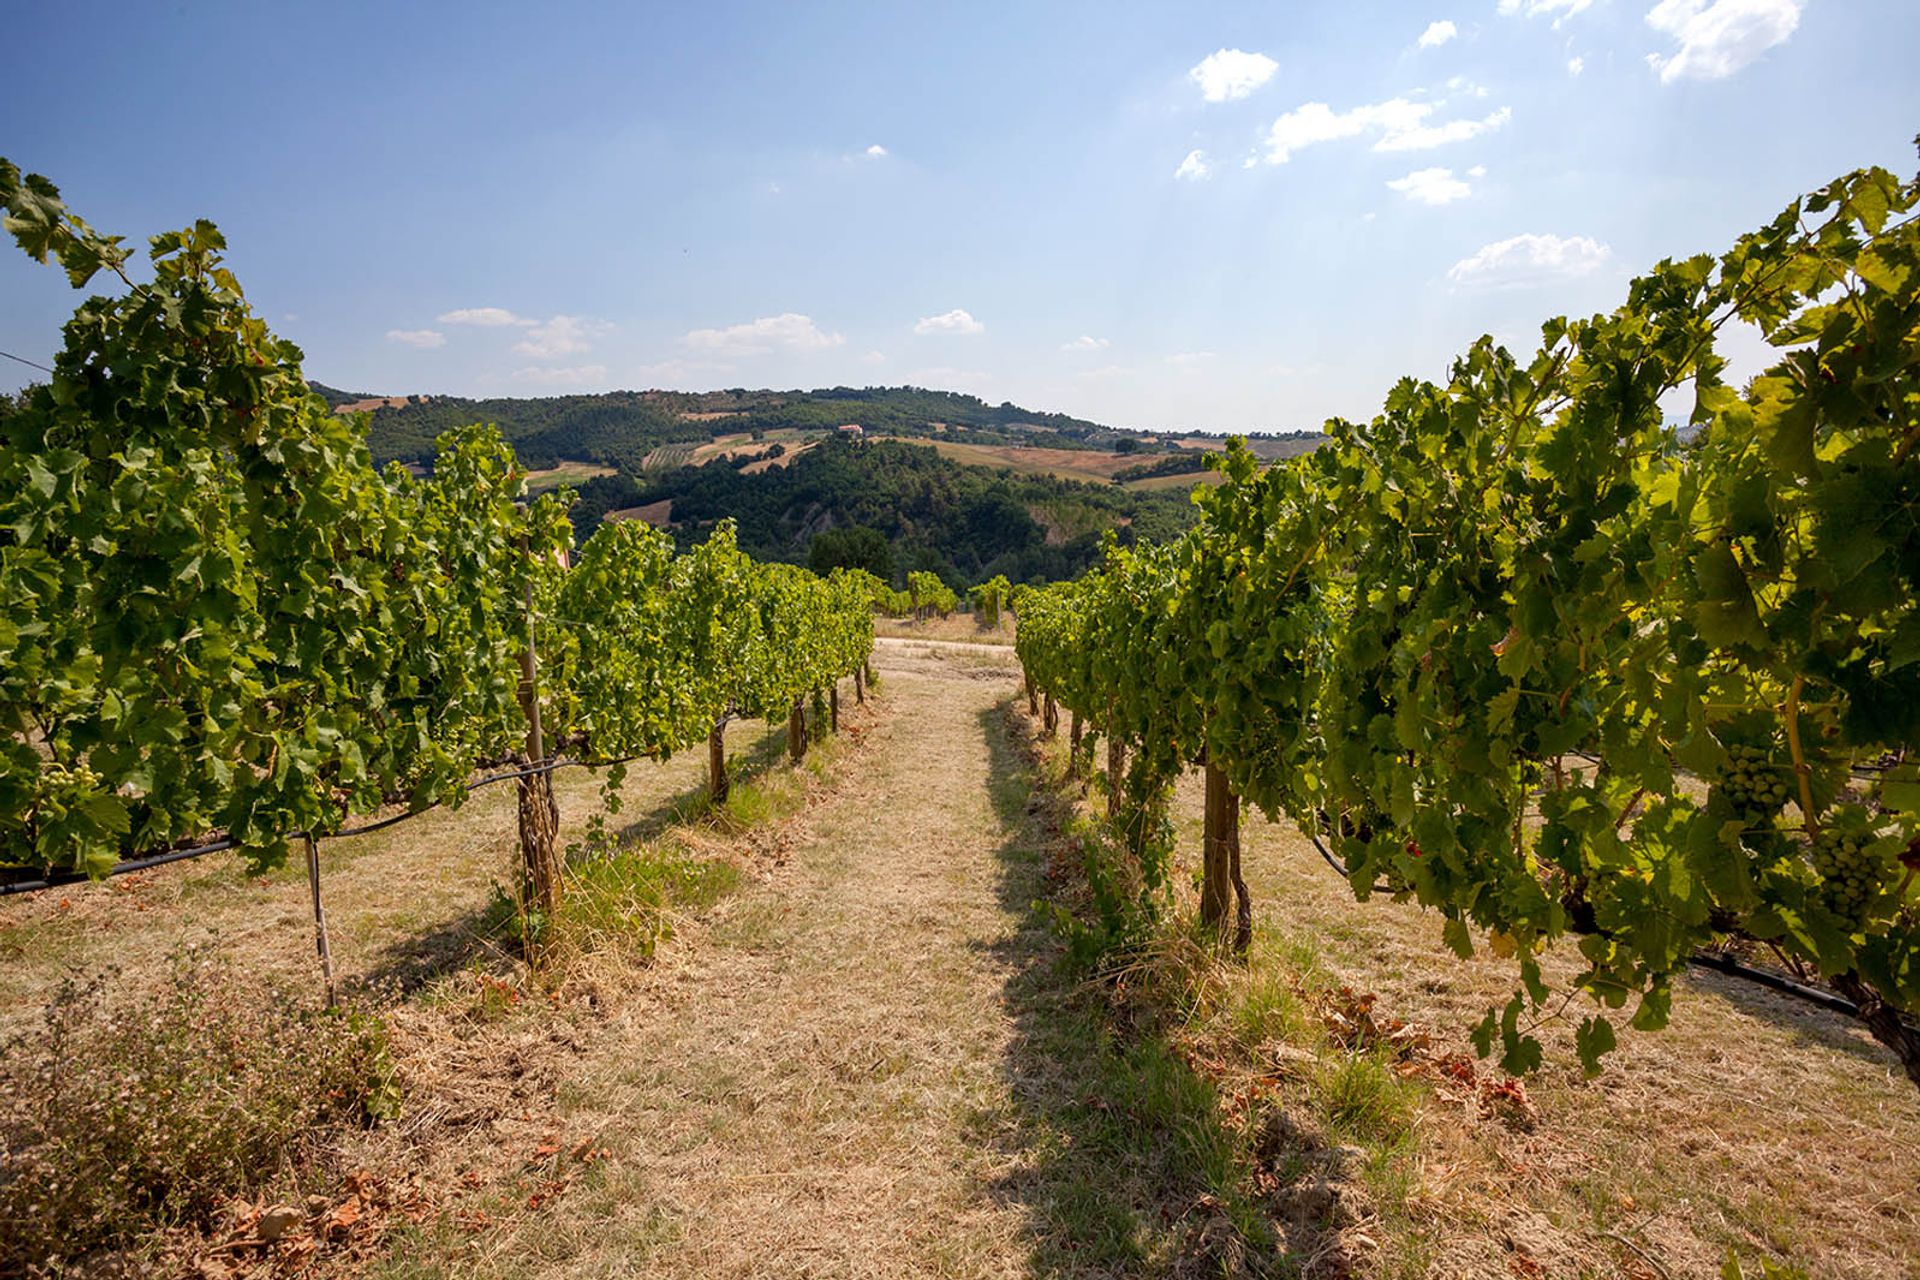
[0,950,397,1273]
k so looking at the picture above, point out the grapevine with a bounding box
[0,160,874,898]
[1017,158,1920,1088]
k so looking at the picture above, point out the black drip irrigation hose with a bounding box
[0,752,649,898]
[1304,823,1915,1032]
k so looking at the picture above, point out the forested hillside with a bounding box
[574,437,1199,584]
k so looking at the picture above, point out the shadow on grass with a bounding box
[971,697,1303,1279]
[611,718,792,847]
[358,721,795,995]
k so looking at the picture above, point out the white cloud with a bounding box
[682,313,845,355]
[437,307,531,327]
[913,309,985,336]
[864,143,889,158]
[1418,20,1458,47]
[1387,166,1473,205]
[1446,75,1491,97]
[1062,335,1112,352]
[1468,164,1487,177]
[1189,48,1278,102]
[1168,351,1218,371]
[1567,55,1586,74]
[386,329,445,349]
[860,349,887,364]
[1377,104,1512,151]
[1448,232,1611,286]
[511,364,608,385]
[512,315,603,359]
[1645,0,1801,83]
[1497,0,1592,22]
[1175,149,1212,181]
[1263,98,1511,163]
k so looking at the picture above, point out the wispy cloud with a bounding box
[913,309,985,336]
[1645,0,1801,83]
[1417,19,1458,47]
[1174,149,1212,181]
[1497,0,1592,24]
[682,313,845,354]
[1567,55,1585,74]
[1061,335,1112,352]
[1387,166,1473,205]
[1168,351,1217,371]
[386,329,445,349]
[512,315,605,359]
[437,307,532,327]
[864,143,889,158]
[1263,98,1511,163]
[1448,232,1610,286]
[1189,48,1278,102]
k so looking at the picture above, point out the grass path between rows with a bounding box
[404,648,1058,1277]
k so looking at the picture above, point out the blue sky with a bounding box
[3,0,1916,433]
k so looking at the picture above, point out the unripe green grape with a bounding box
[1807,823,1895,924]
[1717,744,1790,818]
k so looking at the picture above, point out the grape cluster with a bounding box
[1718,744,1791,816]
[1808,826,1892,923]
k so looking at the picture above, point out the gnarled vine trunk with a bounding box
[854,665,865,704]
[830,682,840,733]
[1829,975,1920,1091]
[708,718,729,805]
[1042,693,1058,738]
[516,573,559,957]
[1024,671,1039,717]
[1202,762,1249,953]
[788,697,807,763]
[1069,710,1083,775]
[1106,732,1127,815]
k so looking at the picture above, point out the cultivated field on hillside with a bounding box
[874,438,1149,484]
[521,461,616,494]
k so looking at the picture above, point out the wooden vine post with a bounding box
[516,549,561,953]
[854,665,865,705]
[830,682,840,733]
[708,717,730,805]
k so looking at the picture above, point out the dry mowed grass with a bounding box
[0,719,794,1025]
[4,648,1914,1279]
[1141,754,1920,1279]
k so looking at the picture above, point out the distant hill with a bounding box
[308,380,1322,585]
[575,435,1201,586]
[315,382,1321,469]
